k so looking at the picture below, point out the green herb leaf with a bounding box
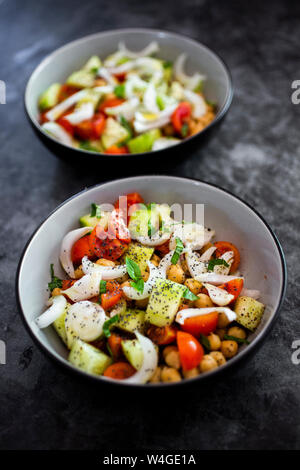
[114,84,125,98]
[99,280,107,295]
[103,315,120,338]
[48,263,62,292]
[183,288,198,301]
[90,203,102,219]
[120,115,133,140]
[156,95,164,110]
[131,278,144,293]
[224,334,249,345]
[79,141,100,152]
[126,257,144,293]
[181,123,189,137]
[207,258,229,272]
[163,61,173,69]
[171,238,184,265]
[200,334,211,351]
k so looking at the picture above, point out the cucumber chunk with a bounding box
[101,117,130,149]
[117,308,145,333]
[127,129,161,153]
[145,278,186,327]
[79,210,110,228]
[68,338,112,375]
[123,242,154,271]
[83,55,102,72]
[38,83,61,111]
[53,309,68,345]
[122,339,143,370]
[234,296,265,331]
[66,70,95,88]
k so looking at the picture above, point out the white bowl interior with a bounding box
[18,177,285,380]
[25,29,232,129]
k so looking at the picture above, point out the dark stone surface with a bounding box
[0,0,299,450]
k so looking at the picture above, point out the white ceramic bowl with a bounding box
[16,176,287,386]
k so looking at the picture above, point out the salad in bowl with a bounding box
[35,191,265,384]
[38,41,216,155]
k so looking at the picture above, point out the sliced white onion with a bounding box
[81,256,127,280]
[93,85,114,94]
[105,97,139,121]
[169,223,215,251]
[118,41,159,59]
[174,53,206,90]
[65,301,106,342]
[143,83,159,113]
[42,122,74,146]
[158,251,175,277]
[65,102,94,124]
[62,269,102,301]
[176,307,237,325]
[152,137,180,151]
[45,89,87,121]
[214,251,234,275]
[35,295,67,329]
[133,104,177,133]
[241,288,261,300]
[125,74,148,98]
[60,227,92,278]
[135,228,172,247]
[194,272,244,285]
[183,89,207,118]
[97,67,118,86]
[199,246,216,262]
[185,250,207,278]
[204,283,234,306]
[121,332,158,384]
[107,60,136,75]
[122,261,163,300]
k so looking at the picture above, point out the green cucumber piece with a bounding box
[127,129,161,153]
[117,308,145,333]
[66,70,95,88]
[101,117,130,149]
[83,55,101,72]
[234,296,265,331]
[53,309,68,345]
[145,278,186,327]
[123,242,154,272]
[122,339,143,370]
[68,338,112,375]
[38,83,61,111]
[79,210,110,228]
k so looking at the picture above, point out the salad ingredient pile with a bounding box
[36,192,265,384]
[38,41,216,155]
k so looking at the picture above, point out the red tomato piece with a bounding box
[104,145,128,154]
[92,112,106,138]
[103,362,136,380]
[147,325,177,345]
[58,84,80,102]
[57,116,74,135]
[71,234,94,265]
[108,209,131,243]
[99,97,125,113]
[218,278,244,302]
[89,226,128,261]
[73,120,95,140]
[214,241,241,273]
[107,333,123,359]
[181,312,219,337]
[171,102,192,135]
[101,280,123,310]
[177,331,204,370]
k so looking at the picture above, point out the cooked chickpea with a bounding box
[216,328,226,340]
[227,326,247,339]
[117,273,129,283]
[182,367,200,379]
[167,264,185,284]
[96,258,115,267]
[74,265,84,279]
[209,351,226,366]
[161,367,182,382]
[180,258,190,275]
[218,312,230,328]
[200,355,218,373]
[221,340,238,358]
[207,333,221,351]
[52,287,61,296]
[149,366,162,383]
[151,254,161,267]
[162,345,178,359]
[135,298,149,309]
[184,278,202,295]
[164,350,181,369]
[141,270,149,282]
[194,293,214,308]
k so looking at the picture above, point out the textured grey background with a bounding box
[0,0,299,450]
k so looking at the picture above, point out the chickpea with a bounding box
[135,298,149,309]
[167,264,185,284]
[207,333,221,351]
[151,254,161,267]
[216,328,226,340]
[149,366,161,383]
[117,273,129,284]
[141,270,149,282]
[182,367,200,379]
[227,326,247,340]
[184,278,202,295]
[52,287,61,296]
[164,350,181,370]
[200,355,218,373]
[218,312,230,328]
[194,293,214,308]
[180,257,190,275]
[74,265,84,279]
[161,367,182,383]
[162,345,178,359]
[96,258,115,267]
[221,340,238,358]
[209,351,226,366]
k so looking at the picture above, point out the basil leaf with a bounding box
[126,257,142,282]
[200,334,211,351]
[48,264,62,292]
[131,278,144,293]
[114,84,125,98]
[207,258,229,272]
[181,123,189,137]
[103,315,120,338]
[171,237,184,265]
[224,334,249,345]
[183,288,198,301]
[99,280,107,295]
[90,203,102,219]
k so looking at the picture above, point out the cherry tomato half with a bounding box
[177,331,204,370]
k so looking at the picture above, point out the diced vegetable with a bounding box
[66,70,95,88]
[101,117,130,149]
[122,339,143,370]
[145,278,186,327]
[214,241,241,273]
[79,210,110,229]
[53,309,68,345]
[117,308,145,333]
[181,312,219,336]
[83,55,102,72]
[68,338,112,375]
[103,361,136,379]
[234,296,265,331]
[177,331,204,370]
[127,129,161,153]
[38,83,62,111]
[123,242,154,271]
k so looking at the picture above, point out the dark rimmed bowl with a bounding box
[16,176,287,388]
[24,28,233,164]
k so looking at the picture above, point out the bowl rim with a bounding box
[15,176,287,388]
[24,27,233,159]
